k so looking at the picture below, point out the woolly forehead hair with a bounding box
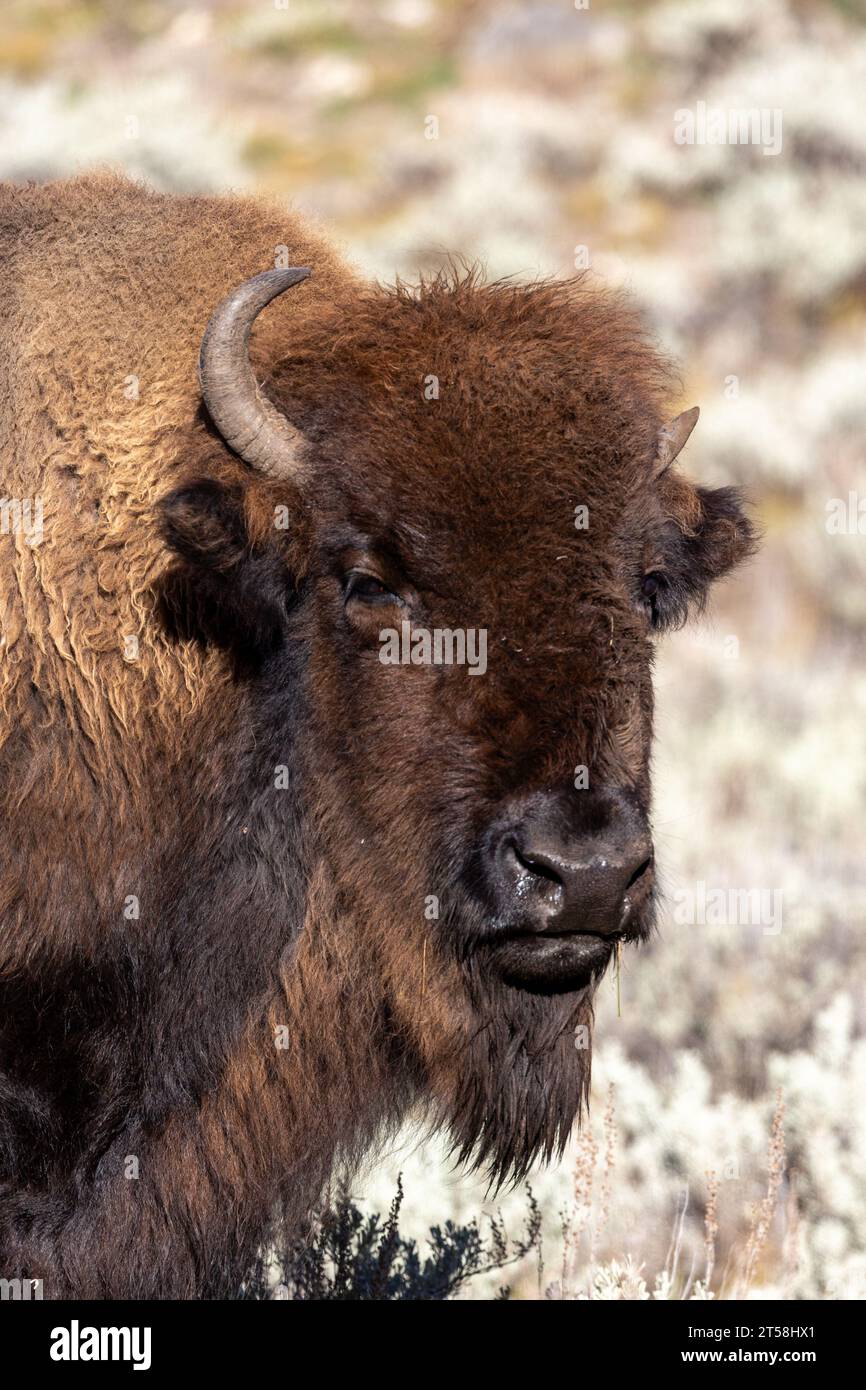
[270,266,678,441]
[262,270,684,578]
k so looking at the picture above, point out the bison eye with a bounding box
[640,571,666,624]
[344,570,403,606]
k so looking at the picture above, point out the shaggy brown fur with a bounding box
[0,173,755,1298]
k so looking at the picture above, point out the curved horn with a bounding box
[199,267,311,479]
[652,406,700,479]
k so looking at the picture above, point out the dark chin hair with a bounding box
[442,954,594,1189]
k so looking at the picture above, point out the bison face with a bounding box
[301,517,658,1000]
[293,436,751,999]
[164,269,755,1181]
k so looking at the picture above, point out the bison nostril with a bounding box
[512,843,563,887]
[505,841,566,912]
[625,855,654,892]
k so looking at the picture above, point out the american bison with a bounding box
[0,173,754,1298]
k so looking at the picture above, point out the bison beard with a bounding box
[448,965,594,1186]
[0,173,755,1299]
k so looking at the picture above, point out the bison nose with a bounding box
[506,839,653,934]
[486,791,653,936]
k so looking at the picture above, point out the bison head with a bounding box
[163,267,755,1183]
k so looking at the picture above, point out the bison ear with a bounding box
[651,484,758,630]
[159,480,291,668]
[667,486,757,627]
[161,479,249,572]
[687,485,758,587]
